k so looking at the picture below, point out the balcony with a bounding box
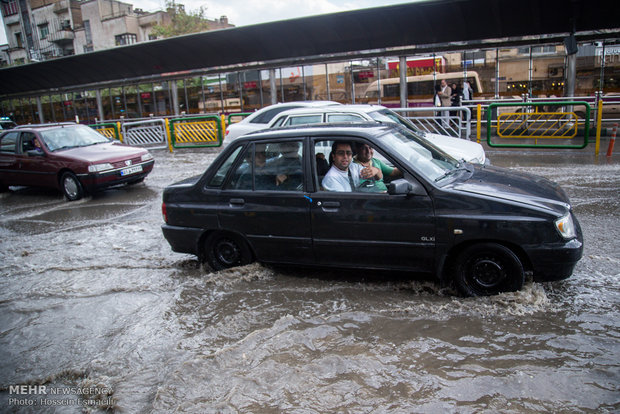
[48,30,74,44]
[53,0,69,14]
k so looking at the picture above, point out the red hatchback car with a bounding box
[0,123,155,201]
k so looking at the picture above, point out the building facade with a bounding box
[0,0,233,64]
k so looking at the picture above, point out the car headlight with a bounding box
[88,163,113,173]
[141,153,153,162]
[555,213,576,239]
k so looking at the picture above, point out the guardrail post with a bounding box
[606,123,617,157]
[595,100,604,156]
[476,104,482,143]
[117,121,122,142]
[166,118,174,153]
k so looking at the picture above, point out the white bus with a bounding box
[362,71,483,107]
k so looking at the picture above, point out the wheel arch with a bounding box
[440,238,533,284]
[197,229,256,263]
[56,167,78,189]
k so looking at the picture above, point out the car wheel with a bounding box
[60,172,84,201]
[205,232,253,271]
[453,243,524,296]
[0,183,8,192]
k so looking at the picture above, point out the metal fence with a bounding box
[121,119,168,150]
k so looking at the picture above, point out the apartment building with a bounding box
[0,0,233,64]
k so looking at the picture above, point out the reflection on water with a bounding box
[0,149,618,412]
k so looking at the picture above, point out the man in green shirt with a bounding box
[353,142,401,192]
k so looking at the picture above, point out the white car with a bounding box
[225,101,341,143]
[268,104,487,164]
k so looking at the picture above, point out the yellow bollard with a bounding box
[476,104,482,143]
[595,100,604,156]
[117,121,123,142]
[221,114,226,145]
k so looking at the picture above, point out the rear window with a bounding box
[251,106,303,124]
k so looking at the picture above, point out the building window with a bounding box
[84,20,92,45]
[15,32,23,48]
[1,0,18,16]
[115,33,137,46]
[39,24,49,40]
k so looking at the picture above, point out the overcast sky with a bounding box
[0,0,418,45]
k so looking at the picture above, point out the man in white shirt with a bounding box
[322,141,380,192]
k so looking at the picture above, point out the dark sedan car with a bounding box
[0,123,154,201]
[161,123,583,296]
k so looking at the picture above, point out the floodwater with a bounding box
[0,147,618,413]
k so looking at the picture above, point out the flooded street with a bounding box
[1,147,618,413]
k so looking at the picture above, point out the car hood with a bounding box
[56,142,146,163]
[449,165,571,215]
[424,132,486,164]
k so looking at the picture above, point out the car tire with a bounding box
[204,232,253,271]
[453,243,524,296]
[60,171,84,201]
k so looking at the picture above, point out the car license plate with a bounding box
[120,165,143,176]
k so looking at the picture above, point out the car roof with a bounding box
[271,104,388,119]
[239,122,396,142]
[13,122,79,131]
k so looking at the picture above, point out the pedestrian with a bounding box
[439,79,452,128]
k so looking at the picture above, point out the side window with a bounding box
[285,115,322,126]
[226,140,304,192]
[208,146,243,187]
[316,139,402,193]
[326,114,364,122]
[20,132,36,153]
[0,132,19,154]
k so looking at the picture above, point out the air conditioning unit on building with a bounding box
[60,20,71,30]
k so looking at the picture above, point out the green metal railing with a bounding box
[486,101,591,149]
[168,115,224,149]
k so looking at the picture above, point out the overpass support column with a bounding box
[36,96,44,123]
[399,55,407,108]
[171,81,180,116]
[270,68,277,105]
[96,89,105,122]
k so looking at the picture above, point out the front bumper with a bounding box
[527,237,584,281]
[78,160,155,192]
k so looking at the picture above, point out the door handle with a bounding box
[322,201,340,208]
[229,198,245,206]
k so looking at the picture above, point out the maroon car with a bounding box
[0,123,155,201]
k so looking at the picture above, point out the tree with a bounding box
[151,1,210,38]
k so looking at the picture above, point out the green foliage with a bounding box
[151,1,210,38]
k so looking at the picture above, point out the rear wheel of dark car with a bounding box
[60,171,84,201]
[453,243,524,296]
[204,232,253,271]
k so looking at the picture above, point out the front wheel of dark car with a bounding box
[453,243,524,296]
[60,171,84,201]
[204,232,253,271]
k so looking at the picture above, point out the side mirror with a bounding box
[27,149,45,157]
[388,178,426,196]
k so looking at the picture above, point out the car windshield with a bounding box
[368,109,425,135]
[40,125,110,151]
[379,127,463,183]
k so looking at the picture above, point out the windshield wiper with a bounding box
[53,145,76,151]
[435,165,468,182]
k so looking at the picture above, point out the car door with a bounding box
[13,132,57,188]
[0,131,19,185]
[217,139,314,264]
[310,138,436,272]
